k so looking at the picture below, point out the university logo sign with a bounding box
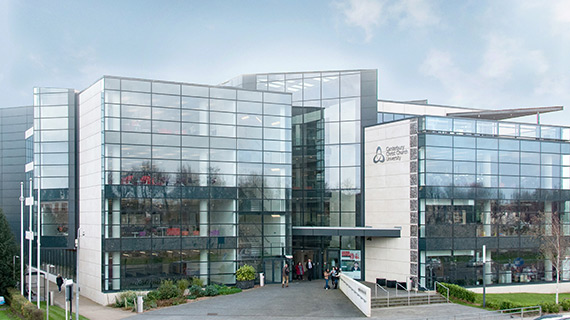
[373,145,408,163]
[373,146,385,163]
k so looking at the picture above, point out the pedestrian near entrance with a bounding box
[330,267,338,289]
[323,269,330,290]
[306,259,313,281]
[295,262,304,281]
[282,263,290,288]
[56,274,64,292]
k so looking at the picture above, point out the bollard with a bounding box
[259,273,265,287]
[49,291,54,306]
[137,296,143,313]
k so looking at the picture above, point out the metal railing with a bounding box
[375,283,389,306]
[434,281,449,303]
[395,282,411,305]
[416,282,432,304]
[499,306,541,319]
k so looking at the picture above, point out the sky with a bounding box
[1,0,569,125]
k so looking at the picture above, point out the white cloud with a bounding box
[336,0,440,42]
[389,0,440,28]
[337,0,384,42]
[479,34,549,80]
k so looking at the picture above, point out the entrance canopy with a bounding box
[292,226,400,238]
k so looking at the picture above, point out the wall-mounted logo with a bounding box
[373,145,408,163]
[373,146,385,163]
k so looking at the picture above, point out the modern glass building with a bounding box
[1,69,568,304]
[364,102,570,289]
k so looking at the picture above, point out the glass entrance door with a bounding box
[263,259,284,283]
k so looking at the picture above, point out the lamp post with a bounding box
[19,182,24,296]
[47,264,55,320]
[37,176,41,309]
[75,227,85,320]
[482,245,486,308]
[28,178,33,302]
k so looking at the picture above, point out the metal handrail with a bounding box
[434,281,449,303]
[375,283,389,306]
[395,282,410,305]
[416,283,431,304]
[499,305,542,318]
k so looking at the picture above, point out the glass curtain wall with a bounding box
[33,88,75,248]
[101,77,291,290]
[418,116,570,287]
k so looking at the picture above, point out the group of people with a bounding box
[281,259,342,290]
[323,267,341,290]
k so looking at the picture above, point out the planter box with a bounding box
[236,280,254,289]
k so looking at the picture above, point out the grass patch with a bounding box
[475,293,570,306]
[0,309,18,320]
[39,301,90,320]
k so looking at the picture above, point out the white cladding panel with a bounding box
[364,120,414,283]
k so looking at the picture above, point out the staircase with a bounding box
[372,292,448,308]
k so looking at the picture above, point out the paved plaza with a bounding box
[126,280,515,320]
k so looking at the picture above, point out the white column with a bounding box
[104,252,109,290]
[545,256,553,281]
[112,252,120,290]
[545,202,553,236]
[484,251,492,284]
[483,201,491,236]
[112,201,120,238]
[200,250,208,285]
[199,200,208,285]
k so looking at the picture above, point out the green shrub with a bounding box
[114,290,138,308]
[436,282,475,303]
[236,264,256,281]
[188,284,203,297]
[177,279,190,292]
[157,280,182,300]
[561,299,570,311]
[191,277,204,287]
[216,285,242,295]
[5,288,45,320]
[145,290,160,302]
[203,285,219,296]
[539,302,560,314]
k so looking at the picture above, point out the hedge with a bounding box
[6,287,45,320]
[436,282,476,303]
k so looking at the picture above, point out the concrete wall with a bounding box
[364,119,416,283]
[77,80,106,305]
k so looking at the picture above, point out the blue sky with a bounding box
[1,0,569,125]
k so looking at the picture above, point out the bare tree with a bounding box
[531,211,570,304]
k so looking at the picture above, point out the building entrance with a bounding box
[263,259,285,283]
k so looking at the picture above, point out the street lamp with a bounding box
[47,264,55,320]
[19,182,24,296]
[75,227,85,320]
[482,245,487,308]
[27,178,33,302]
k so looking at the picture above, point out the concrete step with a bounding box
[371,294,448,308]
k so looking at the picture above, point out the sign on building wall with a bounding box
[373,145,408,163]
[341,250,361,279]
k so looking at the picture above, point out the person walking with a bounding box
[282,263,290,288]
[306,259,314,281]
[56,274,64,292]
[295,262,304,281]
[323,269,330,290]
[330,267,338,289]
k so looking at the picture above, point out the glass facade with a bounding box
[226,70,377,278]
[99,77,291,290]
[33,88,76,249]
[417,116,570,287]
